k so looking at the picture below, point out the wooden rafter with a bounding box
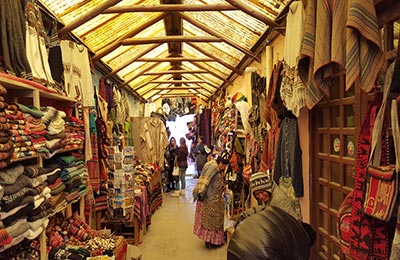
[190,62,230,83]
[58,0,123,37]
[136,57,215,62]
[119,62,163,88]
[140,83,172,97]
[104,44,161,79]
[179,12,260,62]
[155,86,201,90]
[142,70,209,76]
[150,80,205,84]
[186,42,240,74]
[224,0,278,27]
[103,4,237,13]
[93,13,168,62]
[121,36,223,45]
[181,75,216,93]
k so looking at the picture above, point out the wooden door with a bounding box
[311,76,363,259]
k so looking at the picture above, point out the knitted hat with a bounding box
[249,171,274,195]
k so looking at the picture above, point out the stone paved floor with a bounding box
[138,168,227,260]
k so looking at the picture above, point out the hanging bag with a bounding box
[172,156,179,177]
[362,82,400,221]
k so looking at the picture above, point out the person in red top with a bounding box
[171,137,188,197]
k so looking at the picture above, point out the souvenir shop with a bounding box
[1,0,400,260]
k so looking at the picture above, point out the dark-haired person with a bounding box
[164,137,177,192]
[193,152,230,248]
[193,136,208,178]
[227,206,315,260]
[171,137,188,197]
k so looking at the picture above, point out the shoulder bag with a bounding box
[362,83,400,221]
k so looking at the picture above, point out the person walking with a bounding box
[171,137,188,197]
[193,152,230,248]
[164,137,177,192]
[193,136,208,178]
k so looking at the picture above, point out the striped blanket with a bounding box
[346,0,384,92]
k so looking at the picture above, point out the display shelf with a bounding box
[10,154,39,163]
[0,73,75,103]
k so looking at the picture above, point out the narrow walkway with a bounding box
[138,175,227,260]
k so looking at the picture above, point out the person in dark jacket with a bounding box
[193,136,208,178]
[227,206,315,260]
[171,137,188,197]
[164,137,177,192]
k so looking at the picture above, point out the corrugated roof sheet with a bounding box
[40,0,290,101]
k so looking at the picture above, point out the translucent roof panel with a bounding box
[42,0,291,101]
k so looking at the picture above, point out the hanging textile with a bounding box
[24,0,55,86]
[60,40,95,107]
[0,0,32,78]
[346,0,384,92]
[280,1,306,117]
[349,63,395,259]
[199,108,212,147]
[273,117,304,197]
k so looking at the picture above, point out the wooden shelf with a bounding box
[0,74,76,103]
[10,155,39,163]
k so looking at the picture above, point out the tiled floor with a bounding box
[138,173,227,260]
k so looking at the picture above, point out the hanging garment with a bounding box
[60,40,94,107]
[0,0,31,78]
[346,0,384,92]
[24,0,54,85]
[298,0,347,109]
[273,117,304,197]
[280,1,306,117]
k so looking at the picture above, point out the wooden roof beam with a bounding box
[155,87,201,90]
[119,62,163,88]
[179,12,260,62]
[136,57,215,62]
[93,12,168,62]
[103,4,237,13]
[150,80,205,84]
[58,0,123,37]
[224,0,278,27]
[104,43,161,79]
[190,62,230,83]
[121,36,223,45]
[140,83,172,96]
[186,42,240,74]
[142,69,209,76]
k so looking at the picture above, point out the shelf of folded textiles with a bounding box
[49,191,87,217]
[10,154,40,163]
[0,73,76,103]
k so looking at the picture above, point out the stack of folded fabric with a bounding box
[16,103,47,156]
[0,163,55,252]
[0,85,11,169]
[64,117,85,150]
[0,238,39,259]
[41,106,67,158]
[5,104,37,160]
[53,154,88,205]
